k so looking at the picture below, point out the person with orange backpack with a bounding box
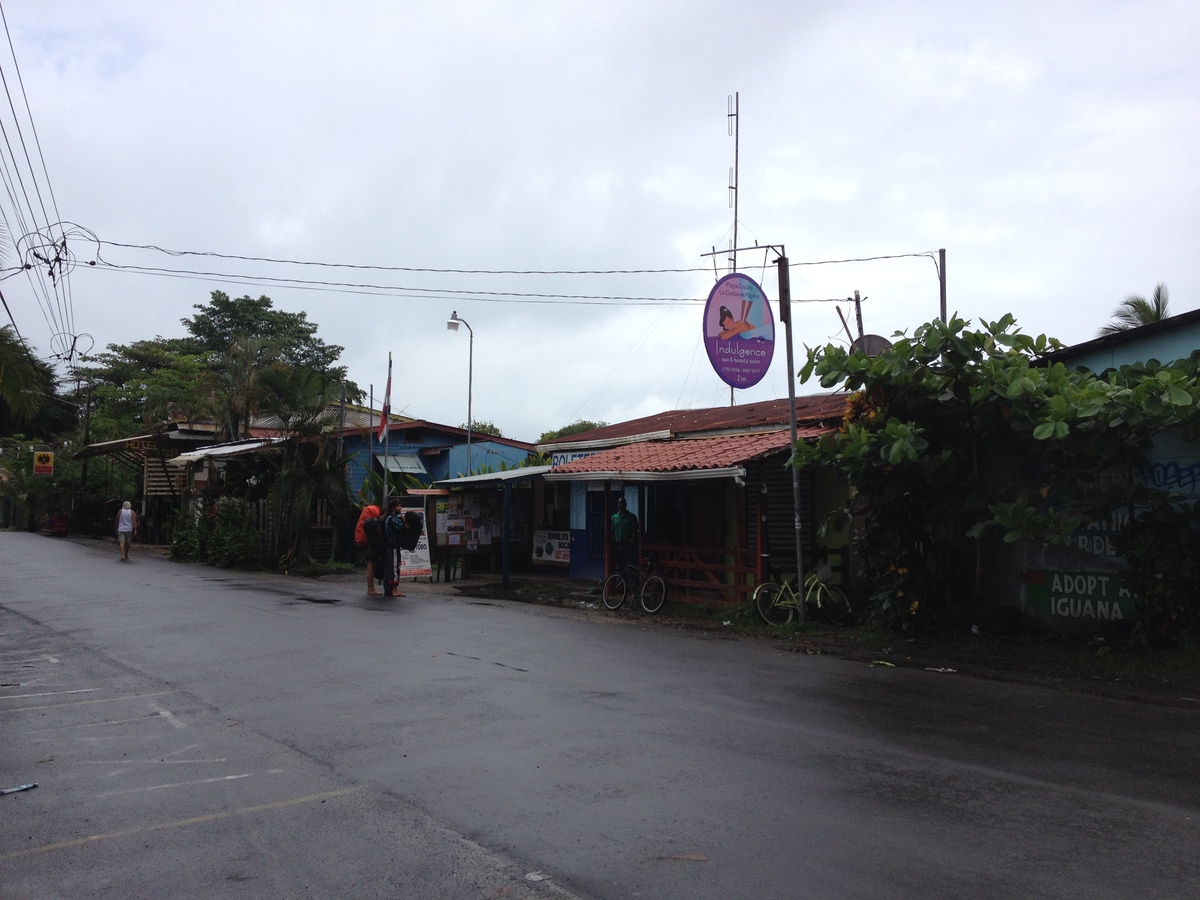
[355,503,382,595]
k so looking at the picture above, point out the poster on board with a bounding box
[396,506,432,579]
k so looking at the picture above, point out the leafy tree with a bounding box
[183,291,349,380]
[464,419,502,437]
[72,337,207,441]
[538,419,608,443]
[77,292,362,442]
[797,314,1200,642]
[1098,283,1170,336]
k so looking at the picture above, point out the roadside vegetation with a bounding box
[3,292,360,569]
[795,315,1200,647]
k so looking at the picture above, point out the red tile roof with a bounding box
[539,393,849,449]
[547,425,833,479]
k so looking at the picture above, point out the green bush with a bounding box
[1118,502,1200,648]
[171,498,259,569]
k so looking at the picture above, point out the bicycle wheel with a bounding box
[819,584,853,626]
[640,575,666,614]
[601,573,627,610]
[754,582,793,626]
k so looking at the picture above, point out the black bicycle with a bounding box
[602,556,667,614]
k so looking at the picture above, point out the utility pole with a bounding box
[701,241,805,605]
[776,253,806,622]
[939,248,947,322]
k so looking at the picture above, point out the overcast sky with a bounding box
[2,1,1197,442]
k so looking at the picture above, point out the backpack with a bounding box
[355,505,381,546]
[389,511,424,552]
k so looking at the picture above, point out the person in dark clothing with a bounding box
[356,504,383,595]
[361,511,390,595]
[366,500,424,597]
[610,497,639,575]
[361,498,402,596]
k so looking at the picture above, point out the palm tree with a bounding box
[206,333,278,440]
[0,325,43,421]
[258,366,350,566]
[1098,283,1170,336]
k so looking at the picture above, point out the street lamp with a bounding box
[446,310,473,475]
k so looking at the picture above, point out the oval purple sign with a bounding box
[703,273,775,389]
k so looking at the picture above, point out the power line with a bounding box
[93,236,939,278]
[97,239,709,276]
[87,258,879,308]
[0,0,73,354]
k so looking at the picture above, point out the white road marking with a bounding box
[148,700,186,729]
[0,687,99,700]
[95,772,254,799]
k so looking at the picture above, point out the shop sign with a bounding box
[532,529,570,565]
[552,451,594,468]
[703,273,775,389]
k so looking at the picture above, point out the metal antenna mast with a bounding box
[727,92,740,406]
[727,92,739,275]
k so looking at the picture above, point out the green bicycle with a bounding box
[754,563,853,626]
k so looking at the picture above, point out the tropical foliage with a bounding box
[538,419,608,443]
[465,419,503,437]
[1098,283,1170,336]
[74,291,361,443]
[0,325,44,423]
[50,292,362,567]
[170,496,259,568]
[796,314,1200,644]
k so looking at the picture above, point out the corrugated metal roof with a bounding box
[545,427,831,481]
[436,465,553,487]
[167,438,286,465]
[538,393,848,451]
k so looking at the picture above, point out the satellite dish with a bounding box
[850,334,893,357]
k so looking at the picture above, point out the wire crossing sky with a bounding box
[0,0,1195,440]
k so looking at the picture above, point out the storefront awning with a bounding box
[376,453,429,476]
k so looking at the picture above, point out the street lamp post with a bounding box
[446,311,473,475]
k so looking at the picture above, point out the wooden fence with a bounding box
[643,543,757,607]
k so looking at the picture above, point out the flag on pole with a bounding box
[377,353,392,443]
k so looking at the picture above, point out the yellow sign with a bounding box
[33,451,54,476]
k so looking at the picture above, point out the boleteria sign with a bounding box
[702,273,775,389]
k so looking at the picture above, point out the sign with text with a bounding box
[703,273,775,389]
[1022,570,1136,622]
[33,451,53,476]
[396,506,432,579]
[532,529,570,565]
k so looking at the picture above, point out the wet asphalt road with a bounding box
[2,531,1198,899]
